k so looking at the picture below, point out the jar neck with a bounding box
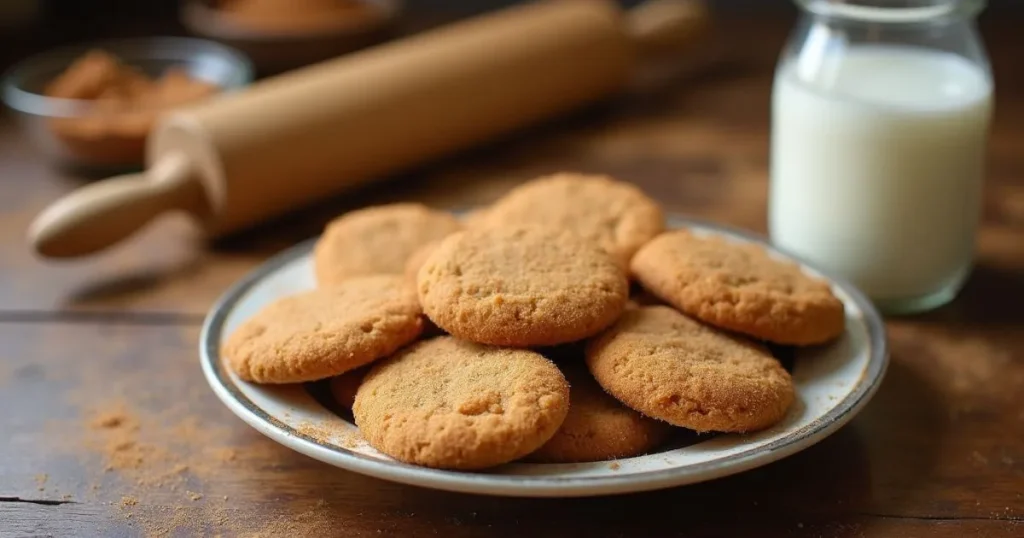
[794,0,985,24]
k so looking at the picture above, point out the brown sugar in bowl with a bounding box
[2,37,252,172]
[180,0,401,75]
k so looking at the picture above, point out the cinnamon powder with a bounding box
[80,400,305,536]
[44,50,219,167]
[217,0,377,34]
[88,405,174,478]
[70,350,352,538]
[296,419,364,450]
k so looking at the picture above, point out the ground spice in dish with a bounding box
[216,0,377,34]
[44,49,219,167]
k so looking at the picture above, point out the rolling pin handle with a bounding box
[627,0,711,58]
[27,154,208,259]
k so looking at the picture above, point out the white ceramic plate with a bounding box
[200,216,888,497]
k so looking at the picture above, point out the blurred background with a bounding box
[2,0,1022,74]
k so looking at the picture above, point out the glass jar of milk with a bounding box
[769,0,993,314]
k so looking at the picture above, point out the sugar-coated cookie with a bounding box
[354,336,569,470]
[314,203,461,286]
[529,361,672,463]
[473,173,664,266]
[403,240,442,283]
[586,306,795,433]
[417,225,629,347]
[630,230,845,345]
[222,276,423,383]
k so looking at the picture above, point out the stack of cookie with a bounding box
[223,174,846,470]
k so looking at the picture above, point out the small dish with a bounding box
[199,215,888,497]
[180,0,401,75]
[1,37,253,173]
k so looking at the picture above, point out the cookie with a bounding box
[222,275,423,384]
[314,203,461,286]
[417,225,629,347]
[529,360,672,463]
[585,306,795,433]
[472,173,664,266]
[353,336,569,470]
[329,365,370,409]
[630,230,845,345]
[403,240,442,283]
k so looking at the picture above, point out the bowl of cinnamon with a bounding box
[180,0,401,74]
[2,37,253,172]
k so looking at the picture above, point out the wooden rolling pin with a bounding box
[29,0,710,258]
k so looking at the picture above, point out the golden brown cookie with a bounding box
[630,230,845,345]
[528,361,672,463]
[329,365,370,409]
[417,225,629,347]
[403,240,442,283]
[222,276,423,384]
[586,306,795,433]
[353,336,570,470]
[314,203,461,286]
[472,173,664,265]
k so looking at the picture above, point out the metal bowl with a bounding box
[1,36,253,173]
[180,0,401,75]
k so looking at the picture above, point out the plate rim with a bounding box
[199,216,889,497]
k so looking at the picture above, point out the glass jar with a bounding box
[768,0,993,315]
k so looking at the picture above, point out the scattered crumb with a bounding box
[74,395,342,536]
[62,494,73,501]
[91,410,128,429]
[608,462,620,470]
[240,499,334,538]
[972,451,989,466]
[214,448,238,463]
[35,473,48,491]
[296,420,363,450]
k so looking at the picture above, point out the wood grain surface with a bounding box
[1,12,1022,538]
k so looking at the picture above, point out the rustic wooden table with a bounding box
[1,13,1022,538]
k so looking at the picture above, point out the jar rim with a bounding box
[795,0,985,23]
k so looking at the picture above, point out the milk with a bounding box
[769,45,993,305]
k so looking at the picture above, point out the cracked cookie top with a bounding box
[416,225,629,347]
